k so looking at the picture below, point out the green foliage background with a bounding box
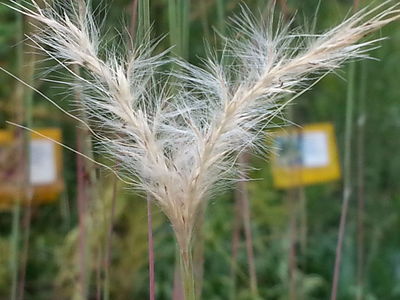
[0,0,400,299]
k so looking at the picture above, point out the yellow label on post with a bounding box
[0,128,64,209]
[271,123,341,189]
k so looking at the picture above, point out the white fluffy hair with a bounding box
[8,0,400,250]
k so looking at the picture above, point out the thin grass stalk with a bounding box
[355,5,365,300]
[331,1,360,298]
[10,199,21,300]
[330,60,356,300]
[17,199,33,300]
[102,176,117,300]
[277,2,300,297]
[73,1,96,298]
[218,1,246,296]
[74,38,87,300]
[356,59,367,300]
[168,0,190,59]
[10,1,32,297]
[168,0,177,54]
[167,1,194,298]
[147,194,155,300]
[198,1,210,42]
[181,0,189,60]
[193,0,220,297]
[216,0,225,35]
[193,2,234,297]
[180,245,195,300]
[136,1,156,299]
[17,11,38,297]
[76,130,89,300]
[242,187,258,298]
[288,190,298,300]
[237,153,258,298]
[137,0,150,43]
[74,35,89,300]
[285,134,296,300]
[287,186,302,300]
[130,0,138,42]
[230,188,241,299]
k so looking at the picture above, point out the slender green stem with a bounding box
[137,0,150,43]
[199,1,211,42]
[102,176,118,300]
[10,202,21,300]
[180,246,195,300]
[136,3,156,300]
[10,1,25,298]
[230,190,241,299]
[288,189,298,300]
[330,61,356,300]
[168,0,190,59]
[181,0,189,60]
[216,0,225,35]
[331,1,360,298]
[356,58,367,300]
[167,1,193,296]
[237,153,259,298]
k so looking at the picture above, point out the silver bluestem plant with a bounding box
[7,0,400,299]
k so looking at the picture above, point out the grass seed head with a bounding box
[8,0,400,250]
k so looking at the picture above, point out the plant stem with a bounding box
[10,202,21,300]
[356,59,367,300]
[103,176,117,300]
[168,1,192,297]
[216,0,225,36]
[230,192,242,299]
[180,245,195,300]
[355,4,365,300]
[168,0,190,59]
[230,155,260,299]
[288,189,298,300]
[331,2,360,299]
[11,0,36,297]
[330,61,356,300]
[136,2,156,299]
[240,159,258,298]
[129,0,138,42]
[72,2,95,299]
[17,17,37,300]
[17,201,33,300]
[137,0,150,43]
[76,128,89,300]
[147,195,155,300]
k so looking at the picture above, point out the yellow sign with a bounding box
[271,123,341,189]
[0,128,64,209]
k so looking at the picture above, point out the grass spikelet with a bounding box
[6,1,400,299]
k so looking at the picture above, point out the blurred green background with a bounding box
[0,0,400,299]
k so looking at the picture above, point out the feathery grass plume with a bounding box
[6,0,400,298]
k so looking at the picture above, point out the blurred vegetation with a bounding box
[0,0,400,299]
